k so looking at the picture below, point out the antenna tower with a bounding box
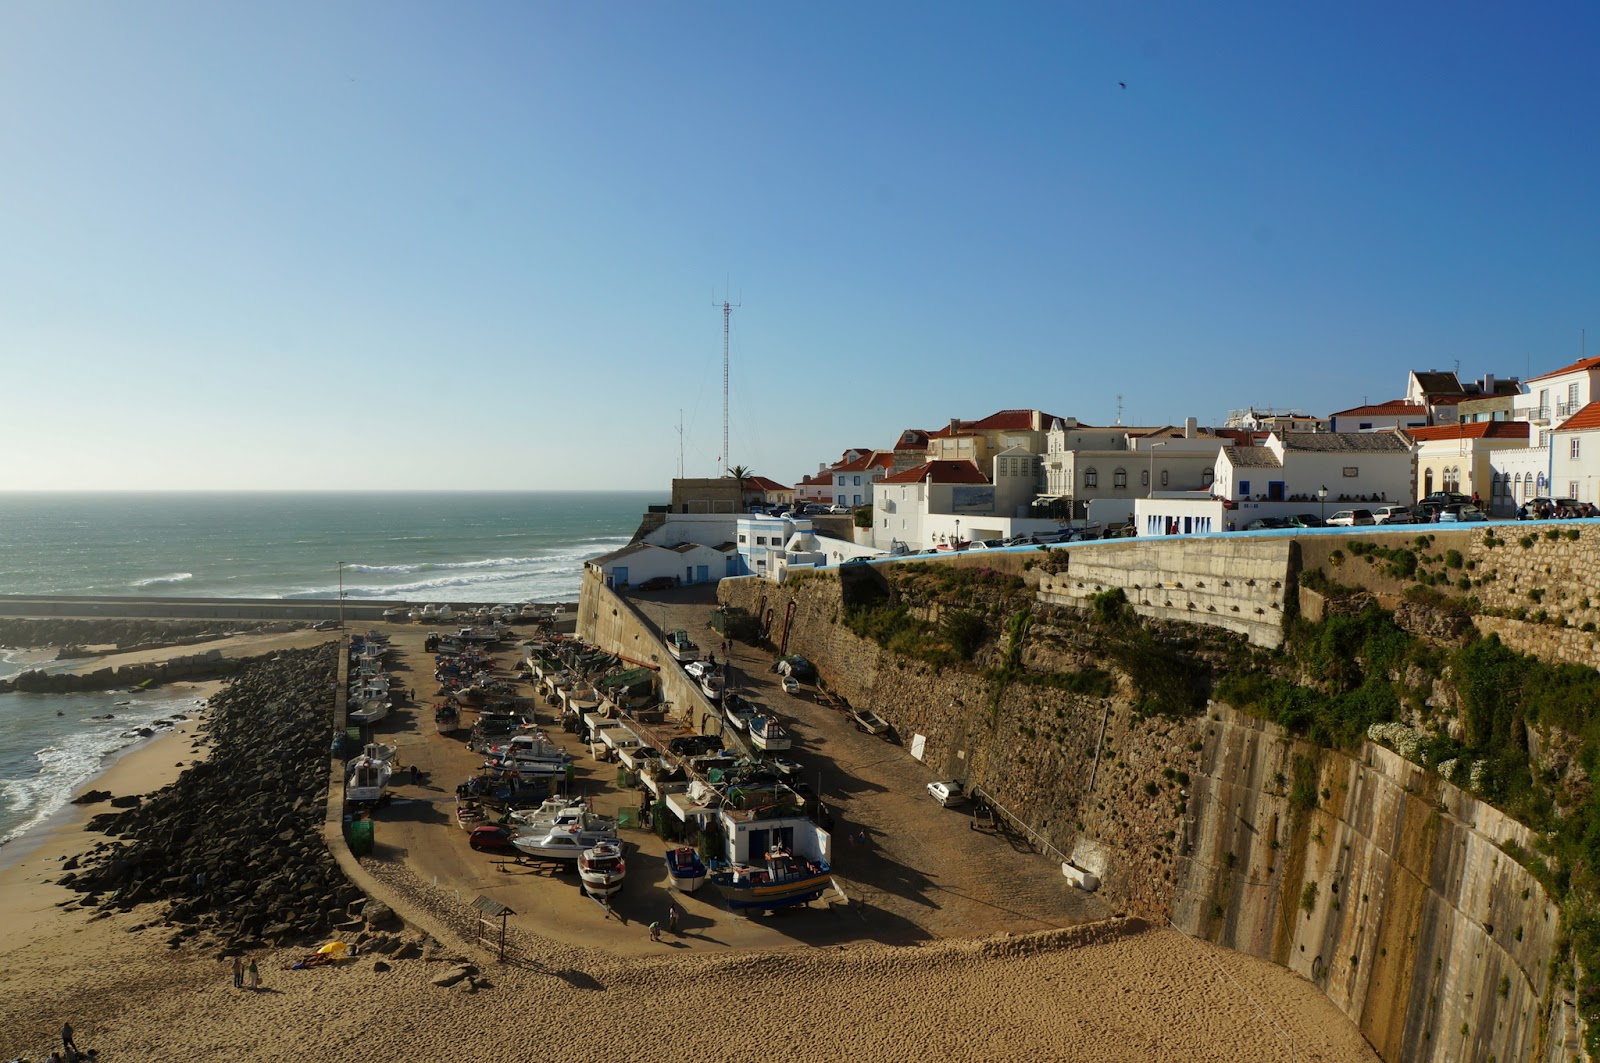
[676,410,685,479]
[714,290,741,474]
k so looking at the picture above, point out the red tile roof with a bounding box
[1406,421,1531,442]
[834,450,896,473]
[742,475,790,491]
[925,409,1062,437]
[1330,400,1427,418]
[1556,401,1600,432]
[1527,356,1600,384]
[879,460,990,485]
[894,429,930,451]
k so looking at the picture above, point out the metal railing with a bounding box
[969,785,1073,868]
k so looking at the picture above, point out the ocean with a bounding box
[0,490,659,851]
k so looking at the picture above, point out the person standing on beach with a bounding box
[247,958,260,990]
[61,1023,78,1056]
[667,904,679,934]
[232,955,244,988]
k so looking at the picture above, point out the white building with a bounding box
[734,516,827,580]
[1328,400,1430,434]
[1552,403,1600,504]
[1405,421,1530,513]
[1041,419,1227,514]
[585,539,737,590]
[1496,355,1600,509]
[1213,431,1413,513]
[830,450,896,508]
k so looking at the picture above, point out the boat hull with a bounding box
[665,847,708,894]
[708,866,832,911]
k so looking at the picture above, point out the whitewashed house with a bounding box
[1496,356,1600,509]
[1212,432,1414,523]
[586,539,737,590]
[1405,422,1530,512]
[1552,403,1600,504]
[1328,400,1430,434]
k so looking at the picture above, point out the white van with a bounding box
[926,781,966,807]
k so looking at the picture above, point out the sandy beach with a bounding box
[0,630,1379,1063]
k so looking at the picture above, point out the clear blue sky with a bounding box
[3,2,1596,490]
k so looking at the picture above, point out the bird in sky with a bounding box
[1118,82,1126,89]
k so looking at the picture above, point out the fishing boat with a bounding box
[578,840,627,899]
[749,716,790,752]
[701,673,724,701]
[349,698,390,726]
[435,702,461,735]
[456,797,487,829]
[506,796,588,829]
[511,814,619,861]
[708,846,832,912]
[420,604,441,622]
[345,743,396,803]
[664,845,707,893]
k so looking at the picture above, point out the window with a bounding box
[1141,469,1150,487]
[853,475,861,486]
[1572,438,1582,460]
[1113,468,1127,489]
[1161,470,1169,487]
[1239,480,1250,497]
[755,536,767,546]
[1571,481,1581,498]
[1343,467,1359,478]
[1084,468,1098,488]
[1202,468,1214,487]
[1358,422,1373,430]
[738,534,747,543]
[1570,382,1581,407]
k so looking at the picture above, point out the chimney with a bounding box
[949,417,961,434]
[1483,373,1495,394]
[1184,416,1197,439]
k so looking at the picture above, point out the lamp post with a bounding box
[337,561,346,631]
[954,518,961,548]
[1148,441,1169,501]
[1317,485,1328,526]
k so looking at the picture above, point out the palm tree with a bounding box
[726,464,753,507]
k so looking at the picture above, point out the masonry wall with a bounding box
[709,536,1581,1063]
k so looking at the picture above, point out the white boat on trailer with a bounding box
[512,814,619,861]
[346,742,396,803]
[578,840,627,899]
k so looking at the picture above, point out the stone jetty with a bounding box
[58,644,371,952]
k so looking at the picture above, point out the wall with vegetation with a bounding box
[711,530,1600,1061]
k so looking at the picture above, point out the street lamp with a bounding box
[954,518,961,548]
[337,561,346,631]
[1317,485,1328,526]
[1148,441,1169,498]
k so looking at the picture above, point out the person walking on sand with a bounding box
[649,921,661,942]
[61,1023,78,1056]
[667,904,680,934]
[232,955,244,988]
[247,957,261,990]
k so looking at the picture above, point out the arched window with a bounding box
[1113,468,1128,489]
[1202,468,1214,487]
[1424,468,1434,496]
[1161,470,1170,487]
[1084,468,1098,488]
[1141,469,1150,487]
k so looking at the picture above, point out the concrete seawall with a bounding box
[0,594,402,622]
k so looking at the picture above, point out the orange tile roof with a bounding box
[741,475,789,491]
[1556,401,1600,432]
[1406,421,1531,442]
[880,460,990,485]
[925,409,1062,437]
[834,450,896,473]
[1527,356,1600,384]
[1330,400,1427,418]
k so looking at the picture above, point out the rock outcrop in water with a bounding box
[58,645,370,951]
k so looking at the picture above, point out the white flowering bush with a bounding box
[1468,760,1488,792]
[1437,758,1459,783]
[1367,721,1423,762]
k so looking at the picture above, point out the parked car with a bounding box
[1286,514,1323,528]
[1245,517,1288,531]
[313,619,341,631]
[826,503,853,514]
[1373,505,1414,525]
[468,824,519,853]
[980,538,1007,549]
[1422,491,1470,507]
[1439,504,1488,523]
[850,707,889,735]
[636,575,676,591]
[1326,509,1376,527]
[926,780,966,807]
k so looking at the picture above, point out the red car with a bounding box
[469,824,518,853]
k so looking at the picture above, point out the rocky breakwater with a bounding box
[57,645,374,953]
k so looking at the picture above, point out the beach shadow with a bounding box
[554,968,606,991]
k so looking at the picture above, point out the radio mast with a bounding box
[715,289,741,474]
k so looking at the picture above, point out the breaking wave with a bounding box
[130,572,193,588]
